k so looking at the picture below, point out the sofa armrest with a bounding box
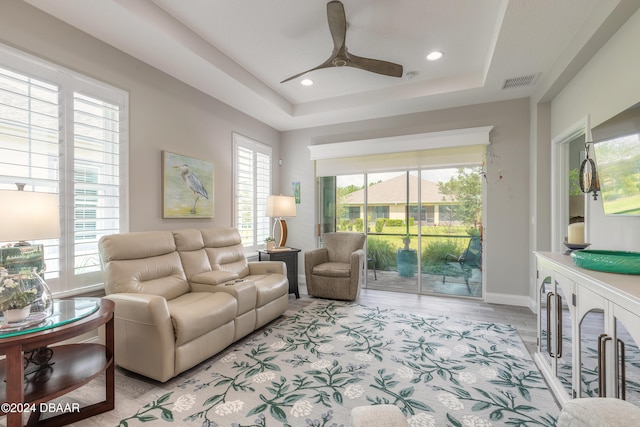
[191,270,239,286]
[103,293,176,382]
[248,261,286,276]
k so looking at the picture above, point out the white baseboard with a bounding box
[485,291,536,313]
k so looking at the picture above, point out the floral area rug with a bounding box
[118,300,560,427]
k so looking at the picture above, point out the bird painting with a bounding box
[174,164,209,214]
[162,151,213,218]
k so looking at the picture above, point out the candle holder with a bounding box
[563,241,590,255]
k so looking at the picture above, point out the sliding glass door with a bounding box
[318,167,483,298]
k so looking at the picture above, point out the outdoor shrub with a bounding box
[422,240,464,264]
[355,218,364,232]
[367,237,397,270]
[375,218,385,232]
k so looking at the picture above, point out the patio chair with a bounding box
[442,236,482,294]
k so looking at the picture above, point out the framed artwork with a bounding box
[292,181,300,204]
[162,150,214,218]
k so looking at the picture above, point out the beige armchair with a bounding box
[304,232,366,301]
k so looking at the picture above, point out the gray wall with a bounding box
[6,0,636,308]
[549,7,640,251]
[0,0,281,232]
[281,99,532,306]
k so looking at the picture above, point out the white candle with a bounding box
[568,222,585,244]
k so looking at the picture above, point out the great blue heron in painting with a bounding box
[174,164,209,214]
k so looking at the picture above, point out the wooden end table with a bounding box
[0,298,115,427]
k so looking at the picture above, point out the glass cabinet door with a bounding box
[555,274,574,397]
[579,308,605,398]
[613,305,640,405]
[578,285,607,399]
[538,273,552,366]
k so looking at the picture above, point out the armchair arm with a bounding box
[305,248,329,291]
[350,249,366,276]
[103,293,176,382]
[348,248,366,300]
[305,248,329,268]
[248,261,286,276]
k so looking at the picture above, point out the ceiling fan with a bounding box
[281,0,403,83]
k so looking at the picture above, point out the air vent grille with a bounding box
[502,74,538,90]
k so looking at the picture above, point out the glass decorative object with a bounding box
[0,244,54,329]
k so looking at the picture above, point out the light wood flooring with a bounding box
[11,287,537,427]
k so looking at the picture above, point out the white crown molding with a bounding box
[308,126,494,160]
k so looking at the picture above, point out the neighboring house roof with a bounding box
[342,174,455,205]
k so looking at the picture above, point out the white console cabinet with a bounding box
[534,252,640,406]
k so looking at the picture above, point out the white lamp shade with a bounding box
[0,190,60,243]
[265,195,296,218]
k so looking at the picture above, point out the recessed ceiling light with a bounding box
[426,51,444,61]
[300,79,314,86]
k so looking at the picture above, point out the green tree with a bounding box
[438,167,482,230]
[336,184,364,222]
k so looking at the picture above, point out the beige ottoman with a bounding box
[557,398,640,427]
[350,405,409,427]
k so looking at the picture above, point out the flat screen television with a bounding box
[592,102,640,215]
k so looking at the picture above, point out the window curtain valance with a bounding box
[309,126,492,176]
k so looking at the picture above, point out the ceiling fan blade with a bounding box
[280,59,334,83]
[327,1,347,53]
[347,53,404,78]
[281,0,403,83]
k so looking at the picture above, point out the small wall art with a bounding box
[162,150,214,218]
[292,181,300,204]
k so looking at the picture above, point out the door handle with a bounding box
[546,292,554,357]
[556,293,563,358]
[598,333,612,397]
[618,338,626,400]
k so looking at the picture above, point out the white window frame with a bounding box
[0,43,129,296]
[232,133,271,254]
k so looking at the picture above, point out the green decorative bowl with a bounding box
[571,250,640,275]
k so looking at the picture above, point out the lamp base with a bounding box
[273,218,289,248]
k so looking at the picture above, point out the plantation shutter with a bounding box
[233,133,272,252]
[71,93,122,288]
[0,44,128,295]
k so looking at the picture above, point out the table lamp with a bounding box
[0,185,60,247]
[0,185,60,323]
[265,195,296,248]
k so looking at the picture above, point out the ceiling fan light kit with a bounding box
[281,0,403,83]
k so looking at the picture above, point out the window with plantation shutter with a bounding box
[233,133,271,253]
[0,44,128,295]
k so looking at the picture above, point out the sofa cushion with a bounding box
[173,229,213,281]
[167,292,237,346]
[350,405,409,427]
[252,274,288,307]
[100,231,190,299]
[557,398,640,427]
[103,252,189,299]
[313,262,351,278]
[100,230,176,262]
[173,228,205,252]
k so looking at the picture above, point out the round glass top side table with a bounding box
[0,297,115,427]
[0,298,100,338]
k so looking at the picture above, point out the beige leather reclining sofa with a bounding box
[98,227,289,382]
